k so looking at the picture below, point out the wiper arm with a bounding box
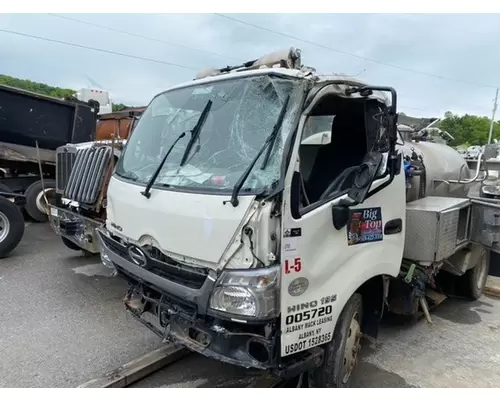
[141,131,187,199]
[224,94,290,208]
[141,99,212,199]
[179,99,213,167]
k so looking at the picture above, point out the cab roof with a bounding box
[155,48,392,107]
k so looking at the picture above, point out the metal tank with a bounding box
[398,140,472,202]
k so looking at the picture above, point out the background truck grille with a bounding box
[56,147,78,192]
[65,146,113,205]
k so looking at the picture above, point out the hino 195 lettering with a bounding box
[96,48,496,387]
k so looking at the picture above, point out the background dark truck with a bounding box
[0,84,98,257]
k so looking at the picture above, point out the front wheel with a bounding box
[24,179,56,222]
[309,293,363,388]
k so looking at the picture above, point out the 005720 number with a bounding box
[285,305,333,325]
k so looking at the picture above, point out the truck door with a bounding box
[279,91,406,358]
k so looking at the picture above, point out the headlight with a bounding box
[209,265,280,319]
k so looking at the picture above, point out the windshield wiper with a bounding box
[179,99,213,167]
[140,99,213,199]
[141,131,187,199]
[224,94,291,208]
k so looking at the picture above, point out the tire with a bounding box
[61,236,83,251]
[310,293,363,388]
[24,179,56,222]
[457,249,490,300]
[0,196,25,258]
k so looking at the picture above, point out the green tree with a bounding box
[112,103,130,112]
[0,74,133,110]
[438,111,500,146]
[0,74,76,99]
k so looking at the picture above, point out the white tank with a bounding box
[398,141,471,202]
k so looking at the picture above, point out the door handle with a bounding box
[384,218,402,235]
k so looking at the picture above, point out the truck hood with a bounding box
[105,176,256,267]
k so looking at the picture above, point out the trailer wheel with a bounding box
[309,293,363,388]
[24,179,56,222]
[0,196,25,258]
[457,249,490,300]
[61,237,83,251]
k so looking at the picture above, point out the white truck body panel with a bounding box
[279,157,406,357]
[105,175,257,267]
[77,88,112,115]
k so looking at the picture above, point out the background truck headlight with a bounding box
[209,265,280,319]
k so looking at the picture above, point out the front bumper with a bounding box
[96,227,282,370]
[49,205,102,254]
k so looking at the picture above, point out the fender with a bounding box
[321,261,399,340]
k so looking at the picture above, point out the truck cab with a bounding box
[76,88,112,115]
[96,48,494,387]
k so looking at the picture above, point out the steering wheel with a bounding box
[318,165,359,201]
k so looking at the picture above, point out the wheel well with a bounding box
[355,275,385,339]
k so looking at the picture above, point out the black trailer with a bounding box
[0,84,98,225]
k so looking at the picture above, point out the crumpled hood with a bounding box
[105,176,256,266]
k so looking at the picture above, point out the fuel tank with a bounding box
[398,140,471,202]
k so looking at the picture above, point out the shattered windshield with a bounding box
[115,74,304,193]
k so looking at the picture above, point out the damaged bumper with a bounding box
[125,289,277,370]
[96,227,280,370]
[49,205,102,254]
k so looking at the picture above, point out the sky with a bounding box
[0,13,499,119]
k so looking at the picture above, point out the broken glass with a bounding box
[115,74,305,194]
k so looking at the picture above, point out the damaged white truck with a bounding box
[96,48,495,387]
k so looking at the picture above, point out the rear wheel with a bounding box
[24,179,56,222]
[0,196,25,258]
[309,293,363,388]
[457,249,489,300]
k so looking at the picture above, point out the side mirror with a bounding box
[331,205,350,230]
[348,151,384,204]
[301,130,332,146]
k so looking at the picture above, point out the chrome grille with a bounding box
[56,147,77,192]
[64,146,113,205]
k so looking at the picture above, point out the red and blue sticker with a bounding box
[347,207,383,245]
